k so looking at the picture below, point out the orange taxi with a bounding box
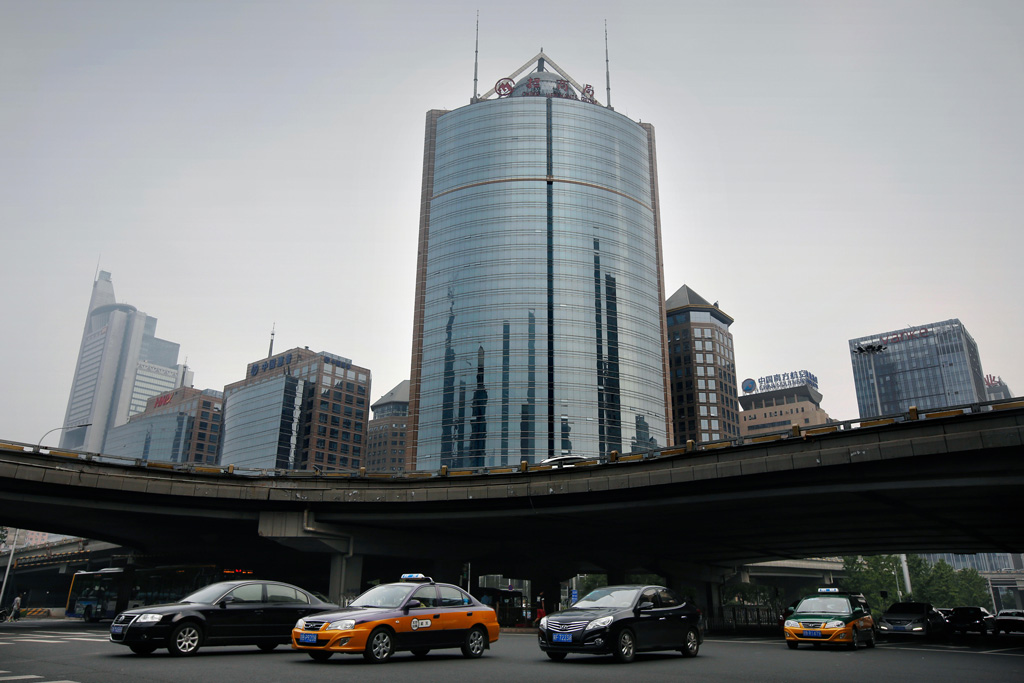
[292,574,500,663]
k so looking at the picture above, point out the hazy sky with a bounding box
[2,0,1021,447]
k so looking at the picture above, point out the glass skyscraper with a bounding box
[60,271,189,452]
[849,319,986,418]
[409,53,671,470]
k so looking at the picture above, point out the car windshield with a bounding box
[887,602,928,614]
[350,583,416,609]
[796,596,851,615]
[953,607,982,616]
[573,587,640,609]
[180,582,235,604]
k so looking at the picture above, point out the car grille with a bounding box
[887,618,913,626]
[548,620,589,633]
[799,621,825,628]
[302,620,329,631]
[113,614,138,626]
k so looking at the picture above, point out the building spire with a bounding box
[268,323,275,358]
[605,20,613,110]
[472,11,480,103]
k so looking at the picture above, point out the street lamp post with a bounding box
[35,423,91,452]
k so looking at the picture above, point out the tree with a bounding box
[0,527,7,547]
[842,555,994,612]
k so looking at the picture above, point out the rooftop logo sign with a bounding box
[745,370,819,394]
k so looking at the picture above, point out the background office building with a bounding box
[365,380,410,473]
[739,372,830,437]
[665,285,739,444]
[220,347,371,472]
[104,387,224,464]
[409,51,671,470]
[60,271,190,452]
[985,374,1014,401]
[849,319,986,418]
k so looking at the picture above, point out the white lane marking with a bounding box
[4,639,63,644]
[0,676,43,681]
[63,638,108,642]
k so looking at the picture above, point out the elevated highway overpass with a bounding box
[1,401,1022,605]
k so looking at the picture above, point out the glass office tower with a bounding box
[849,319,986,418]
[409,55,671,470]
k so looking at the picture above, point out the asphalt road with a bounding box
[1,620,1022,683]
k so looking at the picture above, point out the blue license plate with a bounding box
[552,633,572,643]
[802,630,822,638]
[299,633,318,644]
[894,626,906,631]
[110,625,123,634]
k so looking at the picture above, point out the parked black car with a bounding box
[877,601,947,638]
[109,580,337,656]
[993,609,1024,635]
[947,606,996,636]
[537,584,703,663]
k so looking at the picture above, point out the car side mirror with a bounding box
[219,596,235,608]
[404,599,422,612]
[637,601,655,611]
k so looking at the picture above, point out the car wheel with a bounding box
[865,627,877,648]
[847,627,859,650]
[612,628,636,663]
[546,651,568,661]
[462,626,487,658]
[363,627,394,663]
[787,641,799,650]
[680,627,700,657]
[411,648,430,658]
[257,642,277,652]
[308,651,333,662]
[168,622,202,656]
[129,644,157,655]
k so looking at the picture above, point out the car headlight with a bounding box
[586,616,614,631]
[824,620,845,629]
[328,619,356,631]
[136,613,162,623]
[295,618,307,630]
[784,619,799,628]
[538,616,547,629]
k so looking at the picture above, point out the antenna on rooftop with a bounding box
[472,11,479,103]
[268,323,275,358]
[605,20,613,110]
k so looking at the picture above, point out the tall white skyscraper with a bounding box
[60,271,189,452]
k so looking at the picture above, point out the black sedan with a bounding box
[877,601,947,638]
[109,580,337,656]
[537,584,703,663]
[947,606,996,636]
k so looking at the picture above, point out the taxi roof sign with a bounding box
[401,573,433,582]
[818,587,840,593]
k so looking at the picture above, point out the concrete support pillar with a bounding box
[329,553,363,605]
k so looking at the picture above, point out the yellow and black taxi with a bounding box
[291,574,500,663]
[783,587,877,650]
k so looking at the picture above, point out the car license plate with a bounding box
[552,633,572,643]
[110,625,123,634]
[299,633,318,644]
[802,630,822,638]
[894,626,906,631]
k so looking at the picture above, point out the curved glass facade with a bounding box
[413,89,668,469]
